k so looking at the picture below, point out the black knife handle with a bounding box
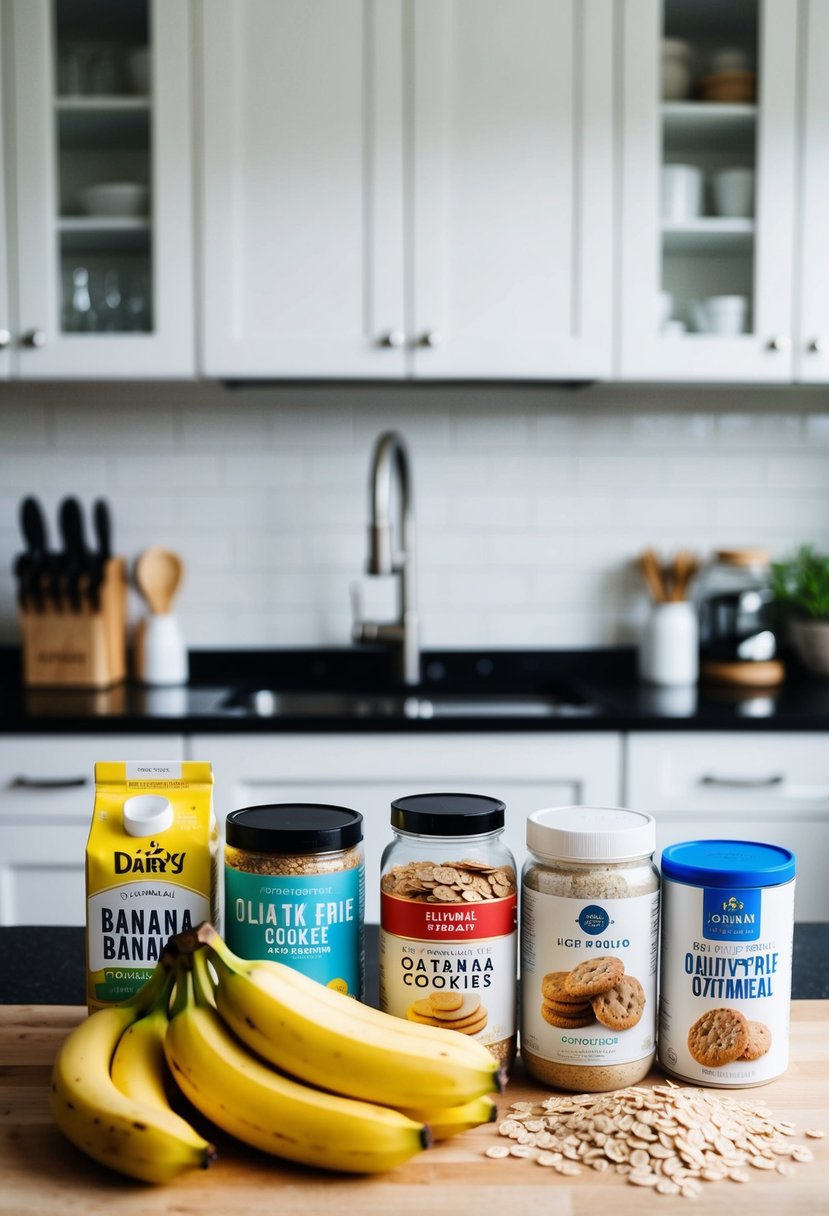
[21,497,47,551]
[58,497,86,612]
[92,499,112,563]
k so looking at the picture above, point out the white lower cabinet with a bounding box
[189,733,622,924]
[0,735,184,926]
[624,733,829,922]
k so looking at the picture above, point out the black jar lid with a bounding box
[226,804,363,853]
[390,792,506,836]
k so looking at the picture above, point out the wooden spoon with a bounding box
[134,547,185,615]
[639,548,667,603]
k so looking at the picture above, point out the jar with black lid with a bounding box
[224,802,364,998]
[379,792,517,1068]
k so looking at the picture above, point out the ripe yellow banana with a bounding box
[110,972,215,1161]
[164,952,430,1174]
[199,924,503,1107]
[399,1094,498,1140]
[50,965,215,1184]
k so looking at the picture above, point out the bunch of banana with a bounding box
[192,921,505,1108]
[49,964,215,1184]
[164,951,432,1173]
[51,923,501,1182]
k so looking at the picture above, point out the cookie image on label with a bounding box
[541,971,594,1006]
[687,1008,750,1067]
[540,1001,595,1029]
[407,992,488,1035]
[591,974,645,1031]
[564,955,625,997]
[741,1020,772,1061]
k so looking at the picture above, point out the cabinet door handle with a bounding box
[11,776,89,790]
[807,337,827,354]
[418,330,442,348]
[378,329,405,348]
[0,328,11,350]
[21,329,46,349]
[766,335,791,353]
[699,773,784,789]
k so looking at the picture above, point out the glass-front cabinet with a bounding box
[6,0,193,377]
[619,0,799,381]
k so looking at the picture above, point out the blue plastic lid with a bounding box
[661,839,796,888]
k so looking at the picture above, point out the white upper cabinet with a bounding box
[6,0,194,378]
[198,0,615,381]
[796,0,829,383]
[0,6,10,380]
[198,0,407,379]
[618,0,799,382]
[408,0,614,380]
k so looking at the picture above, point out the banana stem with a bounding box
[169,963,193,1020]
[192,950,217,1009]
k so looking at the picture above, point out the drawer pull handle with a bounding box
[11,776,89,790]
[699,774,784,789]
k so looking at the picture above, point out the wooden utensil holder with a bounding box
[19,557,128,689]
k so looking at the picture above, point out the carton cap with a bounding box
[123,794,173,837]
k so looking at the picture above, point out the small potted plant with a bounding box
[771,545,829,677]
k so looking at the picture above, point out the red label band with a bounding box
[381,891,517,939]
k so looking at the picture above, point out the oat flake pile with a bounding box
[484,1082,824,1197]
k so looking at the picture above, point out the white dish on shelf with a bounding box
[78,182,149,218]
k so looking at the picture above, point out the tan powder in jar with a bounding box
[225,845,363,877]
[520,807,659,1092]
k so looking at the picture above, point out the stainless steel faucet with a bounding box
[352,430,420,685]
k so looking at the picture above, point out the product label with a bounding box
[379,891,517,1050]
[86,761,217,1009]
[520,888,659,1067]
[225,865,364,998]
[658,878,794,1085]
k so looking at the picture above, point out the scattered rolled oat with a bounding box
[482,1080,825,1197]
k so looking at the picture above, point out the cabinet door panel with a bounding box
[796,0,829,382]
[11,0,195,378]
[199,0,405,378]
[0,5,10,380]
[410,0,614,379]
[619,0,798,381]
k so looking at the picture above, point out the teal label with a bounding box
[224,864,365,998]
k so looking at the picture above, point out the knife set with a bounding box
[14,496,127,689]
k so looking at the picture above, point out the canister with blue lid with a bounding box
[658,839,796,1087]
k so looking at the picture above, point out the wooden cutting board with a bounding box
[1,1002,827,1215]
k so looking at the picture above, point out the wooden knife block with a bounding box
[19,557,128,689]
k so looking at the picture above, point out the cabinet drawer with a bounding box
[625,732,829,922]
[0,735,184,823]
[626,733,829,813]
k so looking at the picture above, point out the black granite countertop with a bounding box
[3,645,829,733]
[1,924,826,1005]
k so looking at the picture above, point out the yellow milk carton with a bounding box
[86,760,218,1009]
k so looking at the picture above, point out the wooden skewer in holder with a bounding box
[19,557,128,689]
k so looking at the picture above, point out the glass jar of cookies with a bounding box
[379,792,517,1069]
[520,805,659,1092]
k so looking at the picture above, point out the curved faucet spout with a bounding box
[353,430,420,685]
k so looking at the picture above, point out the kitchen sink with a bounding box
[217,688,602,720]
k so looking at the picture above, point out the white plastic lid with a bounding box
[526,805,656,862]
[122,793,173,837]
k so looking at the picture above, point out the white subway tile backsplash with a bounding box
[113,453,222,490]
[1,383,827,650]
